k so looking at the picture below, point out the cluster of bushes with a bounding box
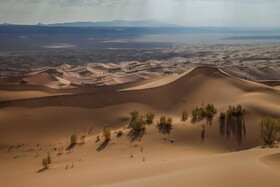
[219,105,246,144]
[260,117,280,147]
[226,105,245,117]
[192,104,217,124]
[129,110,155,131]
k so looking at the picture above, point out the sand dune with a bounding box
[0,67,279,187]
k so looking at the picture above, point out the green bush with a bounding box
[129,111,146,131]
[226,105,245,118]
[130,110,139,122]
[159,116,173,126]
[260,117,280,146]
[146,112,155,124]
[131,115,146,131]
[160,116,167,125]
[191,104,217,123]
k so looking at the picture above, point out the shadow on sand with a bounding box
[201,126,205,142]
[66,143,76,151]
[220,115,246,145]
[37,167,48,173]
[157,124,172,135]
[127,129,145,143]
[96,140,109,151]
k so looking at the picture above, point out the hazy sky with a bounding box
[1,0,280,27]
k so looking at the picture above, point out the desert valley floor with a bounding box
[0,65,279,186]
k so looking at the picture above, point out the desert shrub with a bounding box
[70,134,77,145]
[79,135,85,145]
[130,110,139,123]
[146,112,155,124]
[167,117,173,126]
[260,117,280,147]
[42,158,49,169]
[159,116,172,126]
[131,115,146,131]
[129,111,146,131]
[157,116,173,134]
[226,105,245,118]
[181,110,188,121]
[205,104,217,119]
[192,107,199,121]
[117,130,123,137]
[160,116,167,125]
[41,153,51,169]
[103,126,111,141]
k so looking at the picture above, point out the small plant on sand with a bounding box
[103,126,111,141]
[117,130,123,137]
[260,117,280,147]
[129,111,146,131]
[66,134,78,150]
[181,110,188,121]
[71,134,77,145]
[146,112,155,124]
[131,115,146,131]
[158,116,173,126]
[129,110,139,125]
[79,135,86,145]
[157,116,173,133]
[41,153,51,170]
[42,158,49,169]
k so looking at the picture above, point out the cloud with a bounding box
[0,0,280,27]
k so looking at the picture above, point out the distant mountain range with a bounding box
[39,20,179,27]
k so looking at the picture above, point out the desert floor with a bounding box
[0,66,279,187]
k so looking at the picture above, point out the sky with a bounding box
[1,0,280,27]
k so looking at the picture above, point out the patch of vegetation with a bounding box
[66,134,77,150]
[191,104,217,124]
[219,105,246,144]
[157,116,173,134]
[260,117,280,147]
[39,153,51,172]
[128,111,146,142]
[146,112,155,124]
[181,110,188,122]
[103,126,111,141]
[129,110,146,131]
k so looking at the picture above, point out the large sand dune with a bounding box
[0,67,279,186]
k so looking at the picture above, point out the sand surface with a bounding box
[0,67,279,187]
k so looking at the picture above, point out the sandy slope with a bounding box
[0,67,279,187]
